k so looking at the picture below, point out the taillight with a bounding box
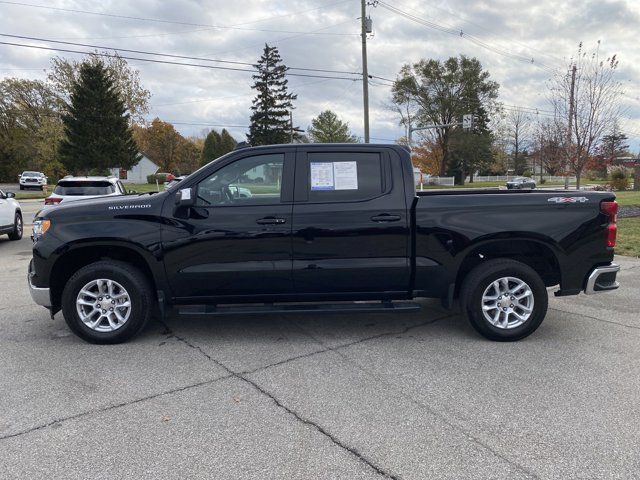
[44,197,62,205]
[601,201,618,248]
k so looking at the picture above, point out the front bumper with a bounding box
[28,263,51,307]
[584,263,620,294]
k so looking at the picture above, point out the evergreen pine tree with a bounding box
[220,128,237,153]
[247,44,297,146]
[59,60,139,174]
[201,129,222,164]
[308,110,358,143]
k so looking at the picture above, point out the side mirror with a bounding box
[6,192,15,198]
[127,189,138,194]
[175,187,195,207]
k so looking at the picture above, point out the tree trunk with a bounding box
[469,171,474,183]
[575,168,582,190]
[634,166,640,191]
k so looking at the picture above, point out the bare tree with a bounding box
[532,118,565,177]
[505,107,530,175]
[550,43,624,189]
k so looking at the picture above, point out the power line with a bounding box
[0,41,360,81]
[0,33,363,76]
[376,1,557,74]
[0,1,359,36]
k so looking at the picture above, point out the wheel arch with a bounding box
[49,241,160,309]
[453,236,562,296]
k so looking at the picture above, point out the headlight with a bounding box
[32,219,51,241]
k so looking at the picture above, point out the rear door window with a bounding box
[54,181,116,196]
[305,152,385,203]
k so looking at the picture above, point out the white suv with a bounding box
[45,176,127,206]
[18,171,47,190]
[0,189,23,241]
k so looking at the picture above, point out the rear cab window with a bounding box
[54,181,116,196]
[298,151,388,203]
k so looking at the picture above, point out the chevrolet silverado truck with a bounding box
[28,144,620,344]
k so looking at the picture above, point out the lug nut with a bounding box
[98,297,103,301]
[510,296,515,300]
[101,309,106,313]
[109,307,114,311]
[502,307,507,311]
[510,304,514,308]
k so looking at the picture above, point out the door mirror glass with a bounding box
[176,187,195,207]
[5,192,15,198]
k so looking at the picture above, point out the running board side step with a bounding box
[177,301,422,316]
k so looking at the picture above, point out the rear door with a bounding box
[291,147,410,295]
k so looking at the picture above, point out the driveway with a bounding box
[1,232,639,479]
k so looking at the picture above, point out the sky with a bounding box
[1,0,639,151]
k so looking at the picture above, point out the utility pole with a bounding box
[565,64,577,190]
[360,0,370,143]
[289,111,304,143]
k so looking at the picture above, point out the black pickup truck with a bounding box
[28,144,620,344]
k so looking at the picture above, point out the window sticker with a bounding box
[310,161,358,190]
[333,161,358,190]
[310,162,335,190]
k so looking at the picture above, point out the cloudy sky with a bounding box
[1,0,639,150]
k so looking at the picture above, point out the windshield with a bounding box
[54,181,115,196]
[23,171,41,176]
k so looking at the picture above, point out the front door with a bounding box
[162,151,295,301]
[291,147,410,295]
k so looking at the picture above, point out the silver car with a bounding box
[44,176,127,207]
[506,177,536,189]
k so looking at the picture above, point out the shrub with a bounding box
[540,178,546,184]
[609,168,629,191]
[522,170,532,177]
[147,173,167,184]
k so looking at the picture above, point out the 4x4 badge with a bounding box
[547,197,589,203]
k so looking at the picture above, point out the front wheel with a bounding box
[8,212,22,241]
[460,259,548,341]
[61,261,154,344]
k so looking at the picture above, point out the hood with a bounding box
[39,191,167,220]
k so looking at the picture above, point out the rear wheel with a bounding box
[460,259,548,341]
[19,185,24,190]
[8,212,22,241]
[62,261,154,344]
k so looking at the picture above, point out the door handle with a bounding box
[256,217,286,225]
[370,214,401,222]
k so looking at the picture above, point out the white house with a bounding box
[110,153,159,184]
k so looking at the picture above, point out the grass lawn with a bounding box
[617,217,640,257]
[614,191,640,207]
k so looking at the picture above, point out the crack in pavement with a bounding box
[161,322,402,479]
[288,318,540,480]
[0,374,232,441]
[550,306,640,331]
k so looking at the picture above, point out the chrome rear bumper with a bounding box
[584,264,620,295]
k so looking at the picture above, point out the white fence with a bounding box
[466,175,577,183]
[417,176,455,187]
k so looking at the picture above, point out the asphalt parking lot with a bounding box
[1,226,639,479]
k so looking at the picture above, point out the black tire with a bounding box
[19,185,23,190]
[61,261,154,344]
[460,258,548,341]
[8,212,22,241]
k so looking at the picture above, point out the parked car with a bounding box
[0,189,22,241]
[44,176,127,206]
[506,177,536,189]
[18,171,47,190]
[29,144,619,344]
